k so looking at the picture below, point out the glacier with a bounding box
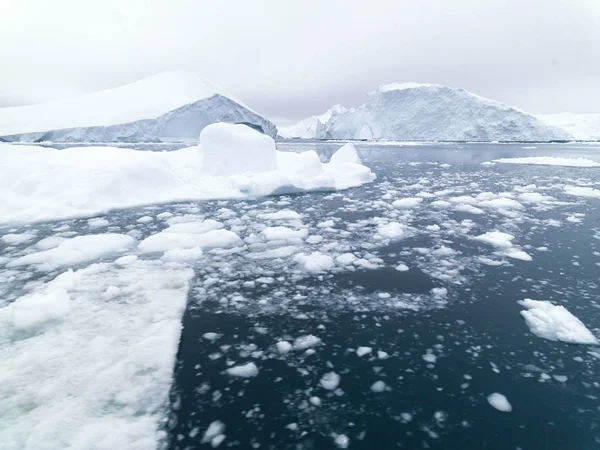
[292,83,573,141]
[279,104,347,139]
[0,71,276,142]
[537,113,600,141]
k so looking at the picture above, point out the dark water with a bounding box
[162,142,600,450]
[3,141,599,449]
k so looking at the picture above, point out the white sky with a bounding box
[1,0,599,123]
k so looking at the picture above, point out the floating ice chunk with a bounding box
[487,393,512,412]
[201,123,277,176]
[518,192,554,203]
[87,218,109,229]
[492,157,600,167]
[161,246,204,262]
[202,421,226,444]
[164,219,223,234]
[329,143,362,165]
[333,434,350,449]
[423,352,437,363]
[356,346,372,357]
[261,226,308,241]
[136,215,154,224]
[226,362,259,378]
[203,332,221,342]
[293,252,334,273]
[553,375,568,382]
[431,287,448,298]
[479,198,524,210]
[336,253,358,265]
[306,235,324,244]
[138,229,241,253]
[430,200,452,208]
[1,233,35,245]
[250,245,299,259]
[377,222,406,239]
[370,381,386,392]
[395,264,409,272]
[472,231,515,248]
[564,185,600,199]
[454,204,485,215]
[377,350,389,359]
[518,299,598,344]
[33,235,68,250]
[257,209,302,221]
[7,234,136,270]
[309,396,322,406]
[320,371,341,390]
[293,335,321,350]
[211,435,226,448]
[276,341,293,354]
[392,197,423,209]
[317,219,335,228]
[505,249,532,261]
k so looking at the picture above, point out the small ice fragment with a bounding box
[276,340,293,354]
[202,421,226,443]
[226,362,259,378]
[356,346,372,357]
[309,396,322,406]
[487,393,512,412]
[293,335,321,350]
[320,371,341,390]
[203,332,220,342]
[370,381,386,392]
[395,264,409,272]
[423,353,437,363]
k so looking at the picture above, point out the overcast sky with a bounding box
[1,0,599,124]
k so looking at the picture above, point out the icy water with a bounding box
[2,142,600,450]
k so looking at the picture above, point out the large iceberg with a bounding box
[309,83,573,141]
[537,113,600,140]
[279,104,347,139]
[0,71,276,142]
[0,123,375,224]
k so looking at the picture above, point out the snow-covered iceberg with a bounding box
[0,71,276,142]
[314,83,573,141]
[537,113,600,141]
[0,123,375,224]
[279,104,347,139]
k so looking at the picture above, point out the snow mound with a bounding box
[0,126,375,224]
[201,123,277,176]
[518,299,598,344]
[0,71,276,141]
[0,260,194,450]
[279,104,347,139]
[492,156,600,167]
[537,112,600,140]
[318,83,572,141]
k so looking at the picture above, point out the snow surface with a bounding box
[0,125,375,224]
[279,105,347,139]
[518,299,598,344]
[537,113,600,140]
[0,71,276,141]
[317,83,572,141]
[487,393,512,412]
[492,156,600,167]
[0,260,194,450]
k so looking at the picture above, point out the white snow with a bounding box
[7,234,136,270]
[0,129,374,224]
[317,83,572,141]
[0,71,275,141]
[492,156,600,167]
[487,393,512,412]
[226,362,259,378]
[537,112,600,140]
[0,260,194,450]
[293,252,334,273]
[392,197,423,209]
[518,299,598,344]
[320,372,341,390]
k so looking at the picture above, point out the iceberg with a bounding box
[0,71,276,142]
[312,83,573,141]
[537,113,600,140]
[0,123,375,224]
[279,104,347,139]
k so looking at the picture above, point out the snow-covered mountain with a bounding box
[315,83,573,141]
[537,113,600,140]
[279,105,347,139]
[0,71,276,142]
